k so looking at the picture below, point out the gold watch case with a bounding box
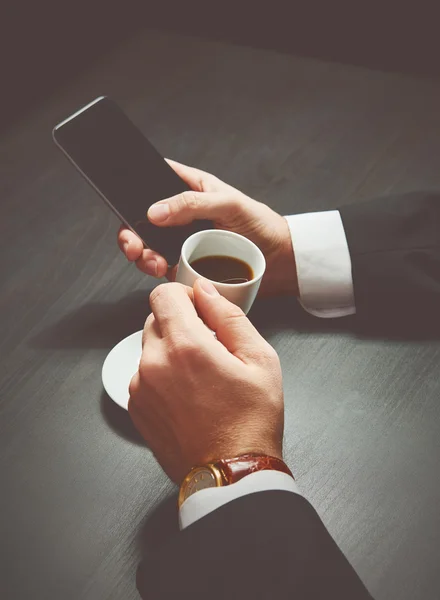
[178,464,224,507]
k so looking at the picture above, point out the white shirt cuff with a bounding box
[285,211,356,318]
[179,470,300,530]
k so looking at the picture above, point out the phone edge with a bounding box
[52,97,146,248]
[52,96,106,133]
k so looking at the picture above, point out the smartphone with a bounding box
[53,96,211,265]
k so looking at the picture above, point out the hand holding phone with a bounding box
[118,160,297,297]
[54,96,295,293]
[53,96,211,266]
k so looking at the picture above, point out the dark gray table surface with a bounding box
[1,30,440,600]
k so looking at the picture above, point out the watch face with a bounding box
[181,467,218,502]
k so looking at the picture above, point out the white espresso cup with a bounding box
[176,230,266,314]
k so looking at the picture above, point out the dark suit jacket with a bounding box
[339,192,440,334]
[138,192,440,598]
[138,491,373,599]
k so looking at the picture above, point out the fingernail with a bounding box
[148,203,170,222]
[145,259,158,276]
[123,240,130,253]
[199,278,220,296]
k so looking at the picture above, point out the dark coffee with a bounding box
[190,255,253,284]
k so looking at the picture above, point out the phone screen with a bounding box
[53,97,211,265]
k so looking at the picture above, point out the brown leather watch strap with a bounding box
[214,453,293,485]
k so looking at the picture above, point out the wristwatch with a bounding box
[178,453,293,507]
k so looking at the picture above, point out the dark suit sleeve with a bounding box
[137,491,373,599]
[339,192,440,333]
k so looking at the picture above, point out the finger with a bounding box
[193,278,266,360]
[141,312,162,345]
[117,226,144,262]
[148,190,242,227]
[166,264,177,281]
[149,282,211,340]
[117,226,169,276]
[128,371,140,415]
[135,249,169,278]
[165,158,218,192]
[128,373,153,443]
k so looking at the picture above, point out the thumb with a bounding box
[147,191,244,227]
[193,278,265,360]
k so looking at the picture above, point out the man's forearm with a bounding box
[139,491,374,600]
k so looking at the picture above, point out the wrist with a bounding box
[263,217,298,297]
[279,219,299,296]
[178,452,293,507]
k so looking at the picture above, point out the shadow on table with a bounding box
[30,289,440,353]
[30,290,152,350]
[250,295,440,342]
[100,390,146,447]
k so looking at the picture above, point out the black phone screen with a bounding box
[53,97,211,265]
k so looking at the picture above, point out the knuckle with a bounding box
[250,342,280,367]
[150,282,189,309]
[144,313,155,329]
[221,306,251,333]
[168,334,199,360]
[264,343,280,364]
[223,304,246,322]
[139,347,161,373]
[138,354,163,382]
[197,175,206,191]
[261,347,281,371]
[128,373,140,399]
[138,356,151,377]
[223,193,246,215]
[149,282,169,305]
[179,191,202,212]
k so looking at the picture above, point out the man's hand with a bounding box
[117,160,298,296]
[128,280,284,484]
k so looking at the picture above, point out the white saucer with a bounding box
[101,330,143,410]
